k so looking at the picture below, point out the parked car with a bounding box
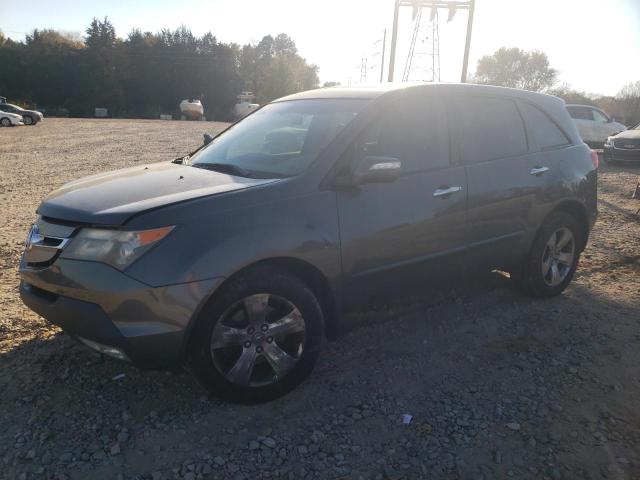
[603,122,640,163]
[0,102,43,125]
[19,84,598,403]
[0,109,24,127]
[566,104,626,147]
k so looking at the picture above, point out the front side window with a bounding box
[191,99,368,178]
[520,102,570,150]
[567,106,593,121]
[456,96,528,164]
[352,95,450,173]
[591,109,609,124]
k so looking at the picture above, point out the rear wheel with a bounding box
[0,117,11,127]
[187,267,324,403]
[513,212,583,297]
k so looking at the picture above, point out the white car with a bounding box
[566,104,626,146]
[0,109,24,127]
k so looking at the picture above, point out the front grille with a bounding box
[23,217,78,267]
[613,138,640,150]
[36,217,77,238]
[610,149,640,162]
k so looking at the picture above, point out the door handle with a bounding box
[433,186,463,197]
[530,166,550,176]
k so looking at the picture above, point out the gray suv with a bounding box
[20,84,597,402]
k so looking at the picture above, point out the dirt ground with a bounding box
[1,118,639,480]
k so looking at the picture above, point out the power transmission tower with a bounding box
[387,0,475,83]
[359,57,368,83]
[401,7,441,82]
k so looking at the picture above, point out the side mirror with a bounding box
[609,117,616,123]
[203,133,214,146]
[352,155,402,185]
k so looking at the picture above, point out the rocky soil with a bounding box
[1,119,640,480]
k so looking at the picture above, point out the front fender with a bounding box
[124,191,341,289]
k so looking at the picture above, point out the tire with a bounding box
[0,117,11,127]
[23,115,34,125]
[187,266,325,403]
[513,212,584,298]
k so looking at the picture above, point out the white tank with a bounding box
[233,91,260,119]
[179,99,204,120]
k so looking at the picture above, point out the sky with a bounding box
[1,0,639,96]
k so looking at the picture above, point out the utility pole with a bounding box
[387,0,474,83]
[380,29,387,82]
[460,0,475,82]
[387,0,400,82]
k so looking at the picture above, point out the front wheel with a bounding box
[187,267,324,403]
[513,212,583,297]
[23,115,34,125]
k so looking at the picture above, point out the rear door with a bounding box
[337,91,467,305]
[450,94,546,270]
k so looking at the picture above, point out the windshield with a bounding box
[190,99,368,178]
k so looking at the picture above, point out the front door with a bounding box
[336,91,467,307]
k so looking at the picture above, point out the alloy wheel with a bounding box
[541,227,575,287]
[210,294,306,387]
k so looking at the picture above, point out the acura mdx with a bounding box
[20,84,598,402]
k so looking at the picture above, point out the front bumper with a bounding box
[20,257,222,368]
[603,145,640,162]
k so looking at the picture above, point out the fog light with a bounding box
[77,337,130,362]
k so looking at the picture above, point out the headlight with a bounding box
[62,226,174,269]
[604,137,613,147]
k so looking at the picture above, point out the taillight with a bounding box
[590,150,599,169]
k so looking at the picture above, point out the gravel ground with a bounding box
[1,118,640,480]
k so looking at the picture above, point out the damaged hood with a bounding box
[37,162,279,225]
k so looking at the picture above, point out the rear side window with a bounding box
[356,95,449,173]
[566,106,593,121]
[455,96,527,164]
[519,102,570,150]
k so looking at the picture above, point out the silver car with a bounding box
[0,109,24,126]
[566,104,626,146]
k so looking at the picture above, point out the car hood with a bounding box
[37,162,279,225]
[613,129,640,140]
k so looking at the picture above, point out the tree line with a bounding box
[0,18,319,120]
[473,47,640,126]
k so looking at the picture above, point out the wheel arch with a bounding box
[546,200,590,251]
[183,256,340,358]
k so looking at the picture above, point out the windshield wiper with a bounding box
[191,162,254,178]
[172,155,189,165]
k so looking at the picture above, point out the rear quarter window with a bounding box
[455,96,527,164]
[519,102,570,150]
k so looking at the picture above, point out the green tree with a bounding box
[548,84,597,106]
[474,47,557,92]
[617,81,640,126]
[0,21,318,119]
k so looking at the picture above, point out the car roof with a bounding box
[565,104,604,110]
[274,82,565,106]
